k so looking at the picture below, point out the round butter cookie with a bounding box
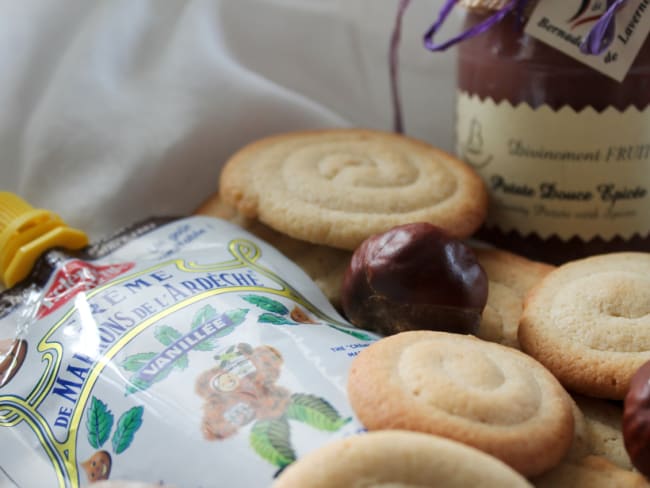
[93,483,174,488]
[518,253,650,400]
[347,331,574,477]
[573,395,632,470]
[562,398,591,462]
[219,129,488,250]
[532,455,649,488]
[272,430,532,488]
[196,194,351,308]
[473,247,554,348]
[533,397,638,485]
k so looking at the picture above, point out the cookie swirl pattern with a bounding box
[347,331,574,477]
[519,253,650,400]
[219,129,487,250]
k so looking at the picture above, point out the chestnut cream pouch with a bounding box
[0,216,376,487]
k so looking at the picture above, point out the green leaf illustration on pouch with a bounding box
[192,305,219,351]
[154,325,183,346]
[250,417,295,468]
[154,326,190,369]
[258,313,297,326]
[243,295,289,315]
[112,406,144,455]
[206,308,250,341]
[123,308,249,394]
[125,356,179,395]
[125,377,152,396]
[192,304,218,326]
[224,308,249,326]
[173,354,189,370]
[325,323,375,342]
[245,295,373,339]
[120,352,157,372]
[86,397,114,449]
[286,394,351,431]
[214,308,248,339]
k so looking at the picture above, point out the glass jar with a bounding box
[456,3,650,264]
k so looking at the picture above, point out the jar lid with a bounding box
[0,192,88,287]
[460,0,539,17]
[459,0,511,12]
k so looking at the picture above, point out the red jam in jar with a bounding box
[456,2,650,263]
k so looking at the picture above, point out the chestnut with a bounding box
[623,360,650,477]
[341,222,488,336]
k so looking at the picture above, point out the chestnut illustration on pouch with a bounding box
[623,360,650,477]
[341,223,487,336]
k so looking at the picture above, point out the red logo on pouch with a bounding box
[38,260,134,317]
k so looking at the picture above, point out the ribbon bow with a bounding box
[580,0,628,55]
[390,0,630,132]
[420,0,628,55]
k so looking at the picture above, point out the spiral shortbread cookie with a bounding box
[519,253,650,400]
[195,194,351,307]
[347,331,574,477]
[474,247,554,348]
[219,129,488,250]
[273,431,532,488]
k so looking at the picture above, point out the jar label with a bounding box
[525,0,650,82]
[456,91,650,241]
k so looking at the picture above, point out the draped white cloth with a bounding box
[0,0,459,240]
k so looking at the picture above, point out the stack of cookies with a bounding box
[197,129,650,487]
[197,128,488,308]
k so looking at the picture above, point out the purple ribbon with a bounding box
[390,0,630,132]
[422,0,628,53]
[423,0,528,52]
[390,0,529,132]
[580,0,628,55]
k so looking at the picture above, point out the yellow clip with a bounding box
[0,192,88,288]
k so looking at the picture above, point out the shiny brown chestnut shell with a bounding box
[341,222,488,336]
[623,360,650,477]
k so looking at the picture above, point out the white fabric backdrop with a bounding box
[0,0,460,239]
